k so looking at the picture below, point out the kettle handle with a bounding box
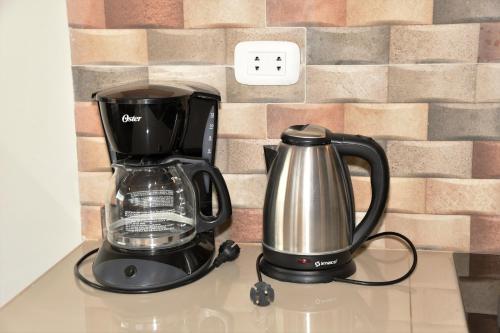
[332,134,390,252]
[182,161,232,233]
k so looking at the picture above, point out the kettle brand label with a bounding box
[314,259,338,268]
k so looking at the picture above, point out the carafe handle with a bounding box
[332,134,390,252]
[182,161,232,233]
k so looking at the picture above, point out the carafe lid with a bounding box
[94,82,221,104]
[281,124,332,146]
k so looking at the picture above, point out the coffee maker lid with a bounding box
[94,81,221,104]
[281,124,332,146]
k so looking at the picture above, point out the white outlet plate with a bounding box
[234,41,300,86]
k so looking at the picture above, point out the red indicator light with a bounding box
[297,258,310,264]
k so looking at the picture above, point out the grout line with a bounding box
[303,27,307,103]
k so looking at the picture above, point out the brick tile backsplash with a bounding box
[388,64,476,103]
[389,24,480,64]
[479,23,500,63]
[76,137,110,172]
[219,103,267,139]
[307,65,388,103]
[344,103,428,140]
[307,26,390,65]
[428,103,500,140]
[383,213,471,251]
[433,0,500,24]
[386,141,473,178]
[78,172,112,205]
[147,29,226,65]
[472,141,500,178]
[68,0,500,251]
[70,29,148,65]
[67,0,106,29]
[470,216,500,253]
[346,0,433,26]
[229,208,263,242]
[266,0,346,27]
[183,0,265,28]
[267,104,344,138]
[223,174,267,208]
[74,102,104,137]
[353,177,427,213]
[426,179,500,215]
[81,205,103,240]
[72,66,148,101]
[149,65,227,101]
[226,67,305,103]
[476,64,500,102]
[104,0,183,28]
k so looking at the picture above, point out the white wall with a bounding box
[0,0,81,306]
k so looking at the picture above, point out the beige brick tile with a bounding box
[344,103,428,140]
[104,0,183,28]
[226,67,305,103]
[229,208,263,242]
[81,205,103,240]
[149,66,227,101]
[70,29,148,65]
[307,65,388,103]
[352,177,426,213]
[78,172,112,206]
[183,0,265,28]
[383,213,471,251]
[476,63,500,102]
[388,64,476,103]
[147,29,226,65]
[219,103,267,139]
[347,0,433,26]
[426,178,500,215]
[267,0,346,27]
[390,24,480,64]
[77,137,110,172]
[74,102,104,137]
[267,104,344,138]
[223,174,267,208]
[67,0,105,28]
[386,141,473,178]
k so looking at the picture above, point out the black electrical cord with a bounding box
[251,231,418,305]
[331,231,417,286]
[74,240,240,294]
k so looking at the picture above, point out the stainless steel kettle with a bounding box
[261,124,390,282]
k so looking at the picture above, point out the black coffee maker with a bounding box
[75,82,239,293]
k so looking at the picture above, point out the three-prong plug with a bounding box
[250,281,275,306]
[214,240,241,267]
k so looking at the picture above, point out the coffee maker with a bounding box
[75,82,239,293]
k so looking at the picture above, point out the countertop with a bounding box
[0,242,467,333]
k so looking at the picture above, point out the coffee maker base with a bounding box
[259,258,356,284]
[92,232,216,292]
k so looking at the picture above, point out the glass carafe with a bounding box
[105,157,231,250]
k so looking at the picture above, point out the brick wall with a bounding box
[67,0,500,252]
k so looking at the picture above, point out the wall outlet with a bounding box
[234,41,300,85]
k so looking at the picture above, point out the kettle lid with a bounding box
[281,124,332,146]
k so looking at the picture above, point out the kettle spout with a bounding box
[263,145,278,173]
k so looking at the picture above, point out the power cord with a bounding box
[75,240,240,294]
[250,231,418,306]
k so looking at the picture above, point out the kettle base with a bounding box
[259,258,356,284]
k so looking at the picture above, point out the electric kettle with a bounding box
[261,124,390,283]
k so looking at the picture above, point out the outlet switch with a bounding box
[234,41,300,85]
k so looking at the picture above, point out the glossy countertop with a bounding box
[0,242,467,333]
